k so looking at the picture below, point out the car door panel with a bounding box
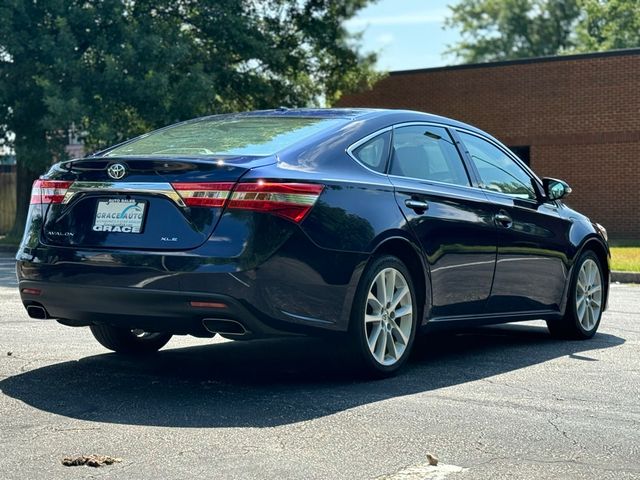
[392,180,498,318]
[387,124,497,319]
[483,194,572,312]
[456,130,572,314]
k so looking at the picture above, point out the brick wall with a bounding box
[338,50,640,241]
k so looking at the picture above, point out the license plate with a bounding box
[93,199,147,233]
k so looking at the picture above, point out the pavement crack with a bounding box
[480,377,536,395]
[547,415,580,447]
[52,427,102,433]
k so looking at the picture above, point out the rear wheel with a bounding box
[349,255,418,377]
[547,250,604,339]
[89,324,172,354]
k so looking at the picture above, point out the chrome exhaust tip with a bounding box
[202,318,248,336]
[26,305,48,320]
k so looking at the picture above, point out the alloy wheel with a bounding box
[575,258,602,331]
[364,267,413,366]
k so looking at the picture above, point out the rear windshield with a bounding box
[104,116,347,157]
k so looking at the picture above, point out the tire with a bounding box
[348,255,419,377]
[547,250,604,340]
[89,324,172,354]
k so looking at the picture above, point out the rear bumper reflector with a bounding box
[21,288,42,296]
[190,301,228,309]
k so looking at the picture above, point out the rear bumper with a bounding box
[19,280,288,338]
[16,229,368,337]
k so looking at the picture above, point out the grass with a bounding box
[610,247,640,272]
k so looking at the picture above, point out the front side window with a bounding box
[390,126,470,186]
[105,116,348,157]
[460,132,537,200]
[351,131,391,173]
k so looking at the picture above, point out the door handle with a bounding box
[405,199,429,213]
[495,211,513,228]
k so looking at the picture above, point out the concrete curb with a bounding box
[612,271,640,284]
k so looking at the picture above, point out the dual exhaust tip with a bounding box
[26,305,48,320]
[202,318,248,336]
[26,306,247,337]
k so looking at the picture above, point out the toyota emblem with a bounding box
[107,163,127,180]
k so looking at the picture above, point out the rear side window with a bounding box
[390,126,470,186]
[459,132,537,200]
[105,116,348,157]
[351,131,391,173]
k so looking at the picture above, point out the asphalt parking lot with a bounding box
[0,251,639,479]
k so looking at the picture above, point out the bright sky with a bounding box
[346,0,461,72]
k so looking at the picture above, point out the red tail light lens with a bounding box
[171,181,324,222]
[172,182,234,207]
[30,180,74,205]
[229,182,324,222]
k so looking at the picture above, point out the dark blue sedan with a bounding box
[17,108,610,376]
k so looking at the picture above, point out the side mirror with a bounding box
[543,178,572,201]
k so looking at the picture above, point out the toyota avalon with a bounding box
[17,108,610,376]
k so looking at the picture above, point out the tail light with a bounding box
[30,180,74,205]
[174,181,324,222]
[171,182,234,207]
[228,182,324,223]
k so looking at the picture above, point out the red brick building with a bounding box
[338,49,640,241]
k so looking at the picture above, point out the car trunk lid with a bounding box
[40,156,275,250]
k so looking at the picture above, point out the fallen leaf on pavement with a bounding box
[61,455,122,467]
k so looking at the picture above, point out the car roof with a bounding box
[94,108,494,159]
[242,108,488,136]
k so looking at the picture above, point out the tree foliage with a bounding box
[445,0,640,63]
[445,0,581,63]
[0,0,379,235]
[576,0,640,52]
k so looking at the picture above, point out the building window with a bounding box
[508,146,530,166]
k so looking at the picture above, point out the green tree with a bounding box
[0,0,379,237]
[445,0,581,63]
[445,0,640,63]
[576,0,640,52]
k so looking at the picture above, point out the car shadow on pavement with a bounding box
[0,323,624,428]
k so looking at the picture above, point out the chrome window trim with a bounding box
[347,122,484,195]
[347,121,470,178]
[319,177,393,188]
[346,121,547,204]
[386,173,494,204]
[453,127,544,188]
[386,173,481,195]
[62,181,186,207]
[345,126,393,176]
[389,123,473,188]
[455,128,540,201]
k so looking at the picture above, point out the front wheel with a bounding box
[547,250,604,339]
[349,255,418,377]
[90,324,172,354]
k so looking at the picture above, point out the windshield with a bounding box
[104,116,347,157]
